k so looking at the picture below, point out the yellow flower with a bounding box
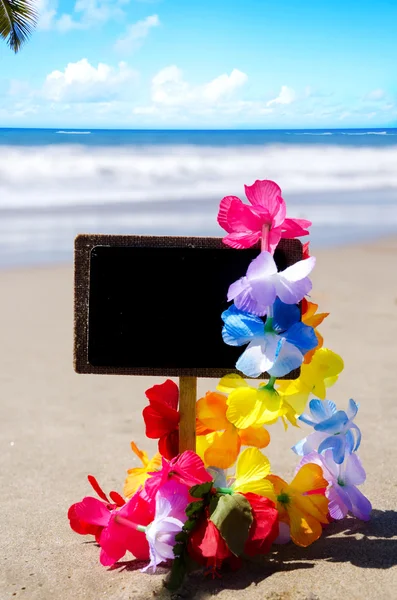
[229,447,276,501]
[124,441,162,499]
[196,391,270,469]
[277,347,344,418]
[217,374,282,430]
[267,463,329,547]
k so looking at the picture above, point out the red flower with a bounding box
[188,516,238,576]
[143,380,180,460]
[68,475,125,542]
[242,493,279,556]
[303,241,310,259]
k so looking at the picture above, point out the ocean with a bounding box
[1,127,397,268]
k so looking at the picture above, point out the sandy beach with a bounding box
[1,237,397,600]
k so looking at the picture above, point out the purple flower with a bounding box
[227,250,315,317]
[298,451,371,521]
[142,481,189,573]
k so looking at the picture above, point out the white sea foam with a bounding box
[56,131,92,135]
[1,143,397,211]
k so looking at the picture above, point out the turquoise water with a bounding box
[1,128,397,267]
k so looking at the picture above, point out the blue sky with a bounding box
[1,0,396,128]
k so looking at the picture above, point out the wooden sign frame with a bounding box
[74,234,302,379]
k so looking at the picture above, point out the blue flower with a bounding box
[221,298,317,378]
[292,398,361,464]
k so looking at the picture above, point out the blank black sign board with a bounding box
[74,235,302,378]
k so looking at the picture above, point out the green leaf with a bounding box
[185,500,204,518]
[209,494,220,516]
[174,531,188,543]
[189,481,214,498]
[0,0,37,52]
[183,518,197,532]
[165,555,187,592]
[209,494,253,557]
[173,543,184,557]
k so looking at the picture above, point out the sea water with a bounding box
[1,128,397,267]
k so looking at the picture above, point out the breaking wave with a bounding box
[1,143,397,210]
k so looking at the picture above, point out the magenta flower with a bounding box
[73,489,155,566]
[144,451,212,502]
[218,179,311,252]
[143,481,189,573]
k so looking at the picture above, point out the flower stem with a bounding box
[266,376,277,389]
[217,487,234,495]
[261,224,270,252]
[114,514,147,533]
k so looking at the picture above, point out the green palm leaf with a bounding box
[0,0,37,53]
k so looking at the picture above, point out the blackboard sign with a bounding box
[74,235,302,378]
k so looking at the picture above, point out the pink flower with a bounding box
[68,475,125,542]
[98,490,155,566]
[218,179,311,253]
[144,451,212,502]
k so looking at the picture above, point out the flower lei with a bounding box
[69,179,371,590]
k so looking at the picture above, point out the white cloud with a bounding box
[364,89,386,101]
[202,69,248,102]
[37,0,129,31]
[146,65,248,109]
[267,85,296,107]
[43,59,138,102]
[115,14,160,53]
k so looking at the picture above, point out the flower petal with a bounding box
[281,217,312,237]
[222,305,264,347]
[236,336,278,378]
[238,425,270,449]
[217,373,248,394]
[284,322,318,355]
[314,410,349,433]
[288,505,324,547]
[272,299,300,333]
[309,399,338,422]
[196,392,229,431]
[234,448,272,491]
[342,453,366,486]
[346,398,359,419]
[318,435,345,464]
[226,387,263,429]
[74,497,111,528]
[145,380,179,412]
[291,463,329,495]
[344,485,372,521]
[246,250,278,279]
[218,196,241,232]
[326,485,349,520]
[204,427,241,470]
[244,179,282,212]
[222,230,262,250]
[274,257,315,304]
[268,339,303,378]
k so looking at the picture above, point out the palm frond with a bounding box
[0,0,37,53]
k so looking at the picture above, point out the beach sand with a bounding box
[1,237,397,600]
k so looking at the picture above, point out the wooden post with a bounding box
[178,376,197,452]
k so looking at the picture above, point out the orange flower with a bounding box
[267,463,329,547]
[196,392,270,469]
[302,299,329,363]
[124,441,162,499]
